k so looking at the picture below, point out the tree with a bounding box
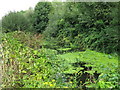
[43,2,119,53]
[33,2,52,33]
[23,7,34,32]
[2,11,30,32]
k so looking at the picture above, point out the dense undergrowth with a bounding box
[2,2,119,54]
[1,1,119,89]
[1,31,119,89]
[2,31,63,88]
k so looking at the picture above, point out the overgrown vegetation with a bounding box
[1,31,119,88]
[2,12,30,32]
[44,2,119,54]
[1,1,119,89]
[2,31,63,88]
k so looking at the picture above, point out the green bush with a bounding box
[2,12,30,32]
[44,2,119,54]
[58,50,119,89]
[2,31,119,88]
[2,31,63,88]
[11,31,43,49]
[33,2,52,33]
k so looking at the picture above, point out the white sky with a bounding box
[0,0,53,19]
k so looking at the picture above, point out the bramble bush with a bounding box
[1,31,64,88]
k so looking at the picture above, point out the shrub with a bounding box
[33,2,52,33]
[2,31,63,88]
[44,2,119,54]
[2,12,30,32]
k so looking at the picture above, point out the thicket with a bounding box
[2,31,119,88]
[44,2,119,54]
[2,31,64,88]
[1,1,119,89]
[1,2,119,54]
